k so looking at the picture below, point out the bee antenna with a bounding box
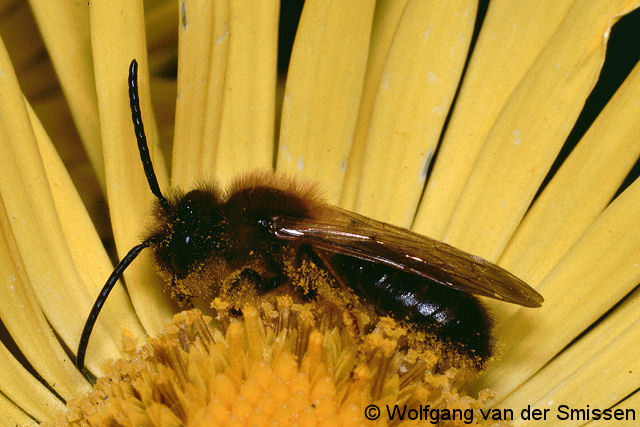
[128,59,170,210]
[76,240,151,370]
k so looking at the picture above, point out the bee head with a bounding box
[149,188,227,280]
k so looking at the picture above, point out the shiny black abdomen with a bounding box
[329,253,492,362]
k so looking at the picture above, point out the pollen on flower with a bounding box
[51,295,498,426]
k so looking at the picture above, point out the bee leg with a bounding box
[175,291,194,308]
[286,248,320,302]
[237,268,262,286]
[171,275,194,308]
[305,249,363,337]
[229,267,283,296]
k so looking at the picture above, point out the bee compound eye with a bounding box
[169,233,196,277]
[169,251,188,278]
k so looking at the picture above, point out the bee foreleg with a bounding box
[171,275,195,308]
[233,266,284,295]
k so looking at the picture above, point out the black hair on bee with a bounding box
[75,59,543,371]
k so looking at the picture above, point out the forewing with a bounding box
[266,208,543,307]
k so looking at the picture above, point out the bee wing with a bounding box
[267,207,543,307]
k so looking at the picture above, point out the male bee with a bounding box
[76,59,543,370]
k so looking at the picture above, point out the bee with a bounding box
[75,59,543,371]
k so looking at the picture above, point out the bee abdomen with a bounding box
[330,254,492,363]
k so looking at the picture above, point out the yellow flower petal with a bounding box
[31,93,109,240]
[441,0,640,261]
[0,186,91,398]
[16,57,59,100]
[0,36,121,376]
[353,0,477,227]
[28,0,105,193]
[530,332,640,426]
[0,342,64,423]
[341,0,409,209]
[499,60,640,288]
[90,0,176,336]
[171,0,226,188]
[278,0,376,203]
[481,177,640,400]
[0,392,38,426]
[28,101,147,368]
[150,76,177,161]
[198,0,230,182]
[499,289,640,424]
[414,0,575,239]
[214,0,278,184]
[0,2,42,72]
[593,393,640,427]
[145,0,179,72]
